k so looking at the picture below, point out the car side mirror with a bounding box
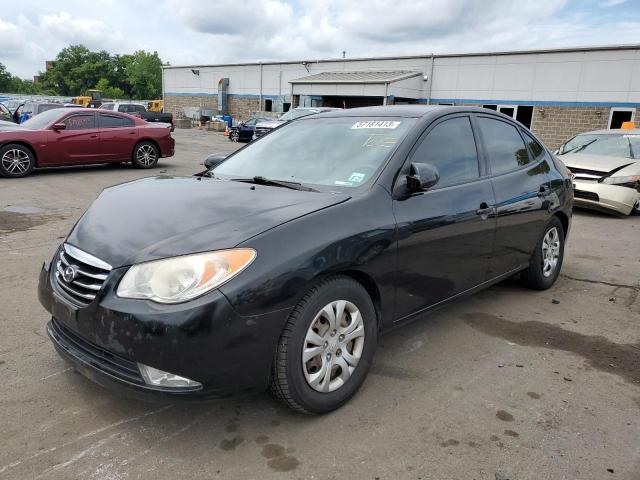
[406,162,439,192]
[204,153,227,169]
[52,123,66,131]
[553,149,560,155]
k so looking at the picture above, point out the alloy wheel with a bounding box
[302,300,365,393]
[541,227,560,277]
[231,131,239,142]
[136,145,157,166]
[1,148,31,175]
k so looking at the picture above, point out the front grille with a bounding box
[569,167,607,182]
[253,126,271,138]
[574,189,600,202]
[49,318,144,385]
[53,244,112,306]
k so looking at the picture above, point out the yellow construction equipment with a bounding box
[147,100,164,112]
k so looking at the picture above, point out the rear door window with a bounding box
[99,114,125,128]
[409,116,480,187]
[477,117,530,174]
[523,131,545,160]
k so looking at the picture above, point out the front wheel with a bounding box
[230,130,240,142]
[0,144,35,178]
[270,276,377,414]
[521,216,565,290]
[132,141,159,169]
[631,198,640,216]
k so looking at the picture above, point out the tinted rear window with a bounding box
[478,117,530,174]
[99,114,125,128]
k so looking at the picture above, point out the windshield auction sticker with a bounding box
[352,121,401,129]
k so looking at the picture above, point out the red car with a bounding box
[0,108,175,178]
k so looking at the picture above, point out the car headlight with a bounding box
[117,249,256,304]
[601,174,640,186]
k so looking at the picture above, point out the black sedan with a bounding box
[228,116,270,142]
[38,106,573,414]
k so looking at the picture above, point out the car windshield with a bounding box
[214,117,416,189]
[561,133,640,158]
[278,109,321,121]
[22,109,64,129]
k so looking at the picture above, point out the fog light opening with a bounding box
[138,363,202,389]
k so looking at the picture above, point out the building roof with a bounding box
[289,70,422,84]
[162,44,640,70]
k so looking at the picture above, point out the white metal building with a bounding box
[162,44,640,148]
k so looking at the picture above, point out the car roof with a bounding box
[309,105,512,119]
[576,128,640,135]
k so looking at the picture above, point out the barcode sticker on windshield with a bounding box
[352,121,400,129]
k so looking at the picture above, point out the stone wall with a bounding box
[227,96,261,122]
[164,95,265,123]
[530,106,609,150]
[164,95,218,118]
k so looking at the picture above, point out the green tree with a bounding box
[124,50,162,99]
[0,62,12,91]
[95,78,124,100]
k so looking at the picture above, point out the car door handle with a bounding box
[89,135,98,138]
[538,185,551,197]
[476,202,494,218]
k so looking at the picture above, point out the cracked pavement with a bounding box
[1,129,639,479]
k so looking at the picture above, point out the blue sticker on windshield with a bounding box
[348,172,366,183]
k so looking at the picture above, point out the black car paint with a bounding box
[38,106,573,399]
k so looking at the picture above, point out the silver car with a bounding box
[557,129,640,216]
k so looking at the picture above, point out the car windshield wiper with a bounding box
[562,138,597,155]
[231,176,318,192]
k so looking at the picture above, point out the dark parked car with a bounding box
[228,116,270,142]
[0,108,174,177]
[38,106,572,414]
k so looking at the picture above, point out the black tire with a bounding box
[0,143,35,178]
[230,130,240,142]
[270,276,378,414]
[131,141,159,169]
[631,199,640,216]
[521,216,565,290]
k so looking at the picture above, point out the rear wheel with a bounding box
[631,198,640,216]
[0,144,35,178]
[270,276,377,414]
[132,141,159,169]
[521,216,565,290]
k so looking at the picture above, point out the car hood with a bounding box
[561,153,635,172]
[256,120,285,129]
[0,120,22,132]
[66,176,350,268]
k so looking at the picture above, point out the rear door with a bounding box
[48,112,103,164]
[98,113,138,161]
[392,114,496,322]
[474,114,553,276]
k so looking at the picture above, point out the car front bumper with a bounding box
[572,180,639,216]
[38,259,290,401]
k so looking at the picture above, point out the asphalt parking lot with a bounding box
[1,129,639,480]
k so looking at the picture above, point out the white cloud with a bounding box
[0,0,639,79]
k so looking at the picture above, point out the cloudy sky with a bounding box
[1,0,639,78]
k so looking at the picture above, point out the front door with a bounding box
[47,112,102,165]
[393,114,496,322]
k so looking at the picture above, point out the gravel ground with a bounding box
[1,128,639,480]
